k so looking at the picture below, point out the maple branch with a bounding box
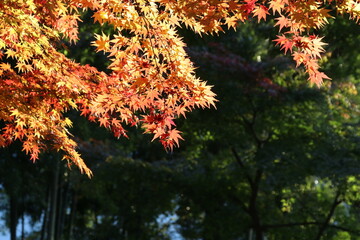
[140,16,165,76]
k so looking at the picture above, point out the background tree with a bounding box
[0,1,359,240]
[172,17,360,240]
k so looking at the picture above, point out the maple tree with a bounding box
[0,0,359,176]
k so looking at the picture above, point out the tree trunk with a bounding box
[40,208,48,240]
[249,169,263,240]
[68,191,78,240]
[21,211,25,240]
[56,177,68,240]
[9,196,18,240]
[232,148,264,240]
[48,159,60,240]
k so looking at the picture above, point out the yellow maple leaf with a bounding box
[92,32,110,52]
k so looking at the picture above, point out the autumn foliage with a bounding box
[0,0,358,176]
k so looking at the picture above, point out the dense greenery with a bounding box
[0,15,359,240]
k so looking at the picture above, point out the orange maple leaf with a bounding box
[253,5,269,23]
[98,117,109,127]
[273,35,294,54]
[168,128,184,147]
[93,11,109,25]
[92,32,110,52]
[275,15,290,32]
[269,0,286,14]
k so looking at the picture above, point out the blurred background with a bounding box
[0,12,359,240]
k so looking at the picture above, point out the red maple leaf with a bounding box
[273,35,294,54]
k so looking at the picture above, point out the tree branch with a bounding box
[231,147,254,187]
[227,193,250,214]
[263,221,360,236]
[263,221,319,229]
[314,189,342,240]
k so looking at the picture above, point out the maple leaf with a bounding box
[110,118,121,127]
[252,5,269,23]
[242,0,257,14]
[292,52,307,67]
[168,128,184,147]
[92,32,110,52]
[273,35,294,54]
[0,63,11,71]
[151,128,166,142]
[228,0,240,11]
[309,71,331,87]
[309,35,327,58]
[93,11,109,25]
[147,89,159,100]
[269,0,286,14]
[225,16,239,29]
[275,15,290,31]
